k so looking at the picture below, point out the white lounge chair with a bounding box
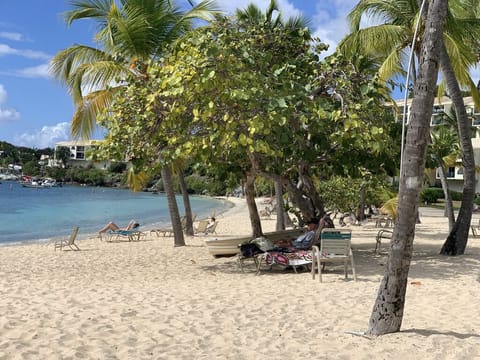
[311,229,356,282]
[54,227,80,251]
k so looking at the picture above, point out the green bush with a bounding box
[449,190,463,201]
[420,188,443,204]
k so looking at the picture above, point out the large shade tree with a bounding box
[50,0,218,246]
[98,14,396,238]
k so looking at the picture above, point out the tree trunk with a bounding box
[438,40,475,255]
[274,180,286,231]
[436,162,455,231]
[356,186,367,221]
[162,166,185,247]
[245,172,263,238]
[178,171,194,236]
[367,0,447,335]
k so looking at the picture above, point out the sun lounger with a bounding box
[311,229,356,282]
[54,227,80,251]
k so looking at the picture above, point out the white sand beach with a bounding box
[0,198,479,359]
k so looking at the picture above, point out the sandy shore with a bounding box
[0,198,479,359]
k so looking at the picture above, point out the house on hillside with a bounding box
[54,140,110,169]
[393,96,480,193]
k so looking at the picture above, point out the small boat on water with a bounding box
[20,176,60,188]
[204,228,306,257]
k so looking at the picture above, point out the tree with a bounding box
[51,0,218,246]
[427,116,460,230]
[438,40,476,254]
[367,0,448,335]
[339,0,480,254]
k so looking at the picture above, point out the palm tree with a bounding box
[235,0,310,32]
[367,0,448,335]
[428,122,460,231]
[50,0,218,246]
[338,0,480,254]
[51,0,218,138]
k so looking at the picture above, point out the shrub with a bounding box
[420,188,443,204]
[449,190,463,201]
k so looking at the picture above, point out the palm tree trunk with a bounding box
[438,41,475,255]
[436,163,455,231]
[178,171,194,236]
[162,166,185,247]
[367,0,447,335]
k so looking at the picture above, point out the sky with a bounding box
[0,0,359,148]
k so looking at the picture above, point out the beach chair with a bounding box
[106,228,144,242]
[194,219,209,234]
[205,220,218,235]
[311,229,356,282]
[54,226,80,251]
[150,228,174,237]
[376,229,393,254]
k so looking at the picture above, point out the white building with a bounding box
[393,96,480,193]
[54,140,110,169]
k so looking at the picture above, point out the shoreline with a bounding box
[0,198,478,359]
[0,183,234,246]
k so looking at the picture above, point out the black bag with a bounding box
[240,243,264,258]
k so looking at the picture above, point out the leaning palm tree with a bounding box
[338,0,480,255]
[50,0,219,246]
[428,123,460,231]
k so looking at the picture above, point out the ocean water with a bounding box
[0,181,231,245]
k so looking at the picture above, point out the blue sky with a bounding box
[0,0,357,148]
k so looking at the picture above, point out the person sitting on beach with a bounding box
[290,219,319,250]
[205,217,216,234]
[99,219,139,234]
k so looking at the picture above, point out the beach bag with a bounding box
[251,236,274,252]
[240,243,264,258]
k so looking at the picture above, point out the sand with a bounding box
[0,198,479,359]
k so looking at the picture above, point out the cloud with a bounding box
[0,107,20,122]
[13,122,71,149]
[0,43,50,60]
[215,0,302,19]
[0,31,24,41]
[310,1,356,56]
[0,84,20,122]
[15,63,51,79]
[0,84,6,103]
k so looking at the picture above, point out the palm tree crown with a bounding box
[50,0,218,138]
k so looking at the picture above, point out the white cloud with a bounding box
[0,43,50,60]
[0,84,20,122]
[0,84,7,103]
[215,0,302,19]
[310,0,357,56]
[0,107,20,122]
[14,122,71,148]
[15,63,51,79]
[0,31,24,41]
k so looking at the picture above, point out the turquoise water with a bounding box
[0,181,231,245]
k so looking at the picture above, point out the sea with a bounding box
[0,181,232,245]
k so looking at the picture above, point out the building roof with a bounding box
[55,140,103,147]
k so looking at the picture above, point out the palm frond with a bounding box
[64,0,113,26]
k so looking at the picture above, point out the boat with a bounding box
[204,228,306,257]
[20,176,60,188]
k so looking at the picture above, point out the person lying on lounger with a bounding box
[98,219,139,234]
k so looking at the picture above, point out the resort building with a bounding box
[54,140,110,169]
[393,96,480,193]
